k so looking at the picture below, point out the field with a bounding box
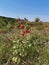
[0,16,49,65]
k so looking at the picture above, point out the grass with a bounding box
[0,16,49,65]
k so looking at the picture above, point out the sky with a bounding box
[0,0,49,21]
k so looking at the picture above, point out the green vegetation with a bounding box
[34,17,40,22]
[0,16,49,65]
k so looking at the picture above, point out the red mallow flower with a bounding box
[21,33,25,36]
[20,24,25,29]
[23,31,26,34]
[25,30,30,34]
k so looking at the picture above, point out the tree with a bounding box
[34,18,40,22]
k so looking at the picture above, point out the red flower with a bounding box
[20,24,25,29]
[23,31,26,34]
[21,33,25,36]
[25,30,30,34]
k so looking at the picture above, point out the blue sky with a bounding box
[0,0,49,21]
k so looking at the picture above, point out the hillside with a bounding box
[0,16,49,65]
